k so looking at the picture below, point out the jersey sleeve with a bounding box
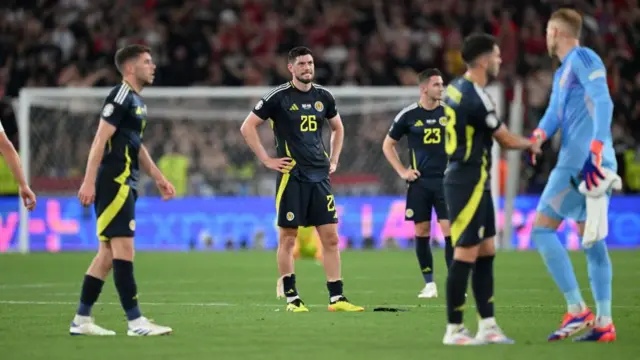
[472,84,502,132]
[571,48,613,144]
[323,89,338,119]
[251,90,279,121]
[535,72,561,139]
[388,110,408,141]
[100,87,129,127]
[0,118,4,133]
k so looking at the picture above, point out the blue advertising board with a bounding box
[1,196,639,252]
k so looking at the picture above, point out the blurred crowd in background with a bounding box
[0,0,639,196]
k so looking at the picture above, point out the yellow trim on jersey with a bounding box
[412,150,417,169]
[114,145,131,185]
[284,142,296,166]
[107,139,112,154]
[275,141,297,215]
[96,184,130,241]
[275,172,290,215]
[284,142,298,167]
[446,85,462,104]
[464,125,475,161]
[451,154,488,245]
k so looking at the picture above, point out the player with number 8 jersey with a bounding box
[241,46,364,313]
[440,34,540,345]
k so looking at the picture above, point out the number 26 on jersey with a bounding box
[300,115,317,132]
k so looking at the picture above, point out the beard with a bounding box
[486,67,498,83]
[136,74,153,86]
[548,41,557,57]
[296,73,313,84]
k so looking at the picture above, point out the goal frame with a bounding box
[16,85,506,253]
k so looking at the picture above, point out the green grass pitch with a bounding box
[0,250,638,359]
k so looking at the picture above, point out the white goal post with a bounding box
[16,85,509,253]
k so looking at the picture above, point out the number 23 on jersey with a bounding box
[423,128,441,144]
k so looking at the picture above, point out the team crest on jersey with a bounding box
[286,212,295,221]
[102,103,114,117]
[405,209,414,218]
[438,116,448,126]
[314,101,324,112]
[255,100,264,110]
[129,220,136,231]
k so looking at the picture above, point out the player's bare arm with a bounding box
[138,145,164,180]
[139,145,175,200]
[381,135,420,181]
[327,114,344,174]
[493,123,542,155]
[240,112,292,173]
[0,130,36,210]
[78,119,116,206]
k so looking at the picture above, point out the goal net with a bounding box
[13,85,504,253]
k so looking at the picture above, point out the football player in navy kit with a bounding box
[241,47,364,313]
[383,68,453,299]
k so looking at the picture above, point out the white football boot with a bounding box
[70,315,116,336]
[443,324,480,345]
[475,318,516,344]
[127,316,173,336]
[418,282,438,298]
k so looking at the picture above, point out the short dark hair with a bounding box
[114,44,151,73]
[288,46,313,63]
[461,33,497,65]
[417,68,443,84]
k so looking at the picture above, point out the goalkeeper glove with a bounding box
[581,140,605,191]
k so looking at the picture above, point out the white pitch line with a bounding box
[0,283,73,289]
[0,300,638,309]
[0,279,216,289]
[0,300,236,307]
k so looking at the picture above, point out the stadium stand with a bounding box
[0,0,638,195]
